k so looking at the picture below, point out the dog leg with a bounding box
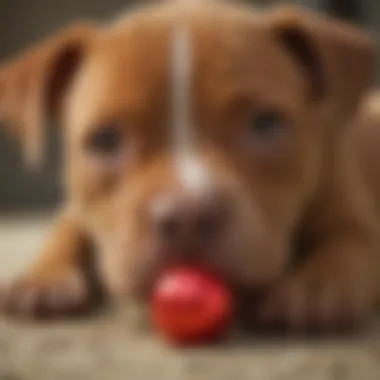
[257,235,379,332]
[0,212,99,318]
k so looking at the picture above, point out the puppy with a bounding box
[0,0,379,331]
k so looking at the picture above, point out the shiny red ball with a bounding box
[151,267,233,345]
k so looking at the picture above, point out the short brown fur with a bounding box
[0,0,379,331]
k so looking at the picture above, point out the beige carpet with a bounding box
[0,215,379,380]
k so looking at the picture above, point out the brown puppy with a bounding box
[0,0,379,331]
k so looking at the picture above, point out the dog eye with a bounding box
[249,110,285,141]
[86,126,121,154]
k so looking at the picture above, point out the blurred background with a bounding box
[0,0,378,213]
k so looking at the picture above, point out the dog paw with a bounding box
[255,272,372,333]
[0,268,90,319]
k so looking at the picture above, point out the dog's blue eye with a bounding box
[87,126,121,154]
[249,111,285,141]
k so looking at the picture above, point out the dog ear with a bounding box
[268,5,376,123]
[0,23,97,167]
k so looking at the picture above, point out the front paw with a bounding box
[255,268,374,333]
[0,267,91,319]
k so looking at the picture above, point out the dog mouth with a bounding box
[138,241,266,299]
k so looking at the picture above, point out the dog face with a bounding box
[0,2,374,298]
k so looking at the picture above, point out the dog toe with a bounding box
[256,276,369,333]
[0,271,89,319]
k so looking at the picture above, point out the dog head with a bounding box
[0,1,375,298]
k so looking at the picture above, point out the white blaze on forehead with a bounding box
[171,23,210,192]
[171,24,191,154]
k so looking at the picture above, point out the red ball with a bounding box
[151,267,233,345]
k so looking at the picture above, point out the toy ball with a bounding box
[151,267,233,345]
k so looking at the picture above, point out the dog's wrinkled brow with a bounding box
[171,23,210,192]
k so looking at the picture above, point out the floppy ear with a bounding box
[0,23,97,167]
[267,5,376,123]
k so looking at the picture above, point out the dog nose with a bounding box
[151,191,231,245]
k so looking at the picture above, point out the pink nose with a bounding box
[150,190,232,247]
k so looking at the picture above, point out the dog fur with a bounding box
[0,0,379,331]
